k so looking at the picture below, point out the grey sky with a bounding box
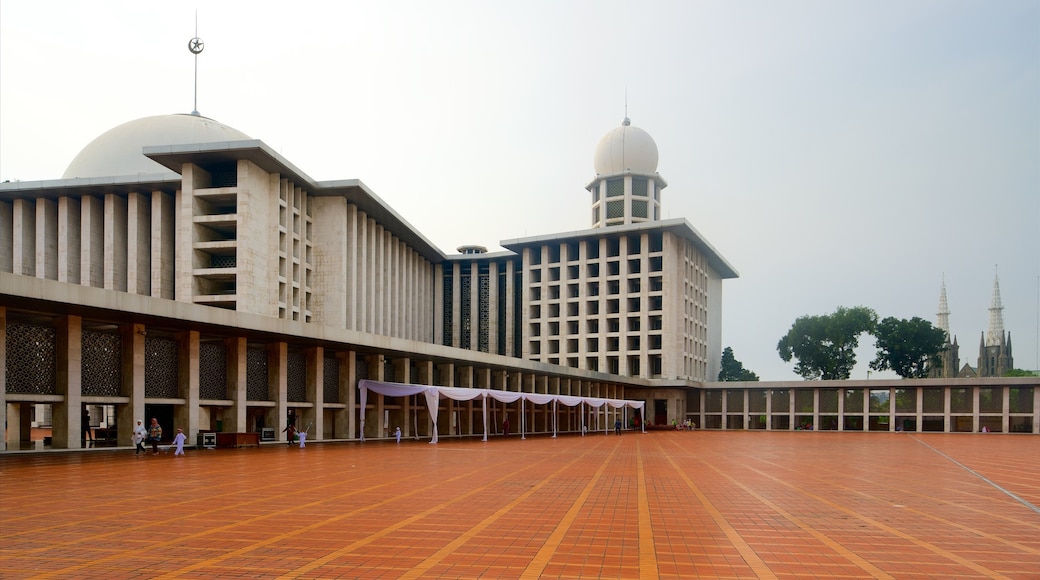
[2,0,1037,380]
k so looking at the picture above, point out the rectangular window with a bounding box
[632,177,648,197]
[631,199,648,218]
[607,200,624,219]
[606,178,624,198]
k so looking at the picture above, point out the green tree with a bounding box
[1004,368,1040,377]
[718,347,760,381]
[869,316,947,378]
[777,306,877,380]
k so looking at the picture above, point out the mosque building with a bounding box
[0,109,739,449]
[2,109,1038,450]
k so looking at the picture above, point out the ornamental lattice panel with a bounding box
[82,330,121,396]
[247,348,268,401]
[287,351,306,402]
[478,272,490,353]
[145,337,179,398]
[5,322,56,395]
[324,357,339,403]
[199,342,227,400]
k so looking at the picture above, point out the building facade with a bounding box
[2,113,1038,451]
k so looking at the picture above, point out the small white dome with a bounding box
[63,114,252,179]
[593,118,659,175]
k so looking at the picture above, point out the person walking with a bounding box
[395,426,402,444]
[82,408,94,443]
[614,419,622,435]
[169,428,187,456]
[502,417,510,438]
[147,418,163,455]
[283,423,296,446]
[132,420,147,455]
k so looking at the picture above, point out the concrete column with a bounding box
[764,389,772,430]
[837,388,845,431]
[366,354,385,439]
[57,196,81,284]
[944,387,952,433]
[225,337,248,433]
[0,307,6,450]
[0,200,13,273]
[373,226,384,336]
[972,386,980,433]
[103,193,128,292]
[344,204,359,331]
[151,190,176,299]
[1000,386,1010,433]
[127,192,151,295]
[417,359,434,438]
[742,390,750,430]
[1033,386,1040,434]
[269,342,288,440]
[813,389,820,431]
[305,346,324,441]
[720,388,728,430]
[118,323,147,446]
[356,213,368,332]
[13,199,35,276]
[338,351,357,439]
[434,263,444,345]
[393,357,410,436]
[916,386,924,433]
[504,259,515,357]
[173,330,200,443]
[54,315,83,449]
[81,195,104,288]
[458,367,474,434]
[35,197,57,280]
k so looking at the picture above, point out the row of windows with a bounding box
[527,234,665,266]
[528,335,665,355]
[530,260,665,284]
[593,200,659,223]
[528,296,666,316]
[530,281,664,303]
[529,315,664,337]
[590,177,661,203]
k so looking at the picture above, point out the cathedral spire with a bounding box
[986,267,1005,347]
[936,276,950,337]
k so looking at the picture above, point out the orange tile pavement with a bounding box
[1,431,1039,579]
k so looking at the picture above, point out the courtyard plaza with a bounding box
[1,430,1038,579]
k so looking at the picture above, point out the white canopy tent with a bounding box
[358,379,646,443]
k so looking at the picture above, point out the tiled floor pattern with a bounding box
[1,431,1038,579]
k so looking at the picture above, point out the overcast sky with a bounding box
[2,0,1038,380]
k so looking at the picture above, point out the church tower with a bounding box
[930,279,959,378]
[978,270,1014,376]
[586,118,667,228]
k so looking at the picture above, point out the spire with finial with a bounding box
[188,11,205,116]
[986,266,1005,347]
[936,276,951,338]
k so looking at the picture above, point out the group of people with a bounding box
[673,418,697,431]
[283,423,308,447]
[131,418,186,456]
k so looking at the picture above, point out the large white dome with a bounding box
[593,118,659,176]
[63,114,252,179]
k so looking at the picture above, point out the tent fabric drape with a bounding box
[358,379,646,443]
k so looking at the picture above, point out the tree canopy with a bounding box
[718,347,759,381]
[777,306,878,380]
[869,316,947,378]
